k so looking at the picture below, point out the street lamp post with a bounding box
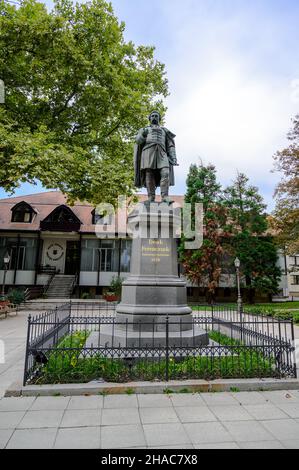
[234,257,243,339]
[1,252,11,300]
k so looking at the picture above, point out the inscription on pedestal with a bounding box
[142,239,171,263]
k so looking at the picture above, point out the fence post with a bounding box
[240,303,243,342]
[165,315,169,382]
[23,314,32,386]
[291,319,298,379]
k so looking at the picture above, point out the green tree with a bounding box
[0,0,168,205]
[223,173,281,303]
[272,115,299,254]
[179,163,230,302]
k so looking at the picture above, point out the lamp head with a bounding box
[4,252,10,265]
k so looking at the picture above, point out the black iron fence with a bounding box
[23,303,297,385]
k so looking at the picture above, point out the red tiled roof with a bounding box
[0,191,185,233]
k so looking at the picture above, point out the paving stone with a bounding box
[209,405,253,422]
[6,428,57,449]
[0,429,14,449]
[175,406,217,423]
[17,410,64,429]
[104,394,138,409]
[194,442,240,449]
[260,391,299,404]
[101,408,140,426]
[101,424,146,449]
[143,423,191,447]
[281,440,299,449]
[261,419,299,441]
[201,393,239,406]
[223,420,279,442]
[30,396,70,411]
[184,422,234,445]
[139,407,179,424]
[231,392,269,405]
[54,427,101,449]
[239,440,285,449]
[0,411,25,429]
[67,395,103,410]
[244,404,289,420]
[60,409,101,428]
[276,404,299,419]
[170,394,205,407]
[0,397,35,412]
[138,394,173,408]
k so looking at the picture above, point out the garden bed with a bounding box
[30,330,278,385]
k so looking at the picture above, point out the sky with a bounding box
[1,0,299,210]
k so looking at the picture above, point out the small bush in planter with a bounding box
[80,292,91,300]
[110,276,123,297]
[103,277,123,302]
[7,289,26,305]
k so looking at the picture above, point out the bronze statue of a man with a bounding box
[134,111,178,203]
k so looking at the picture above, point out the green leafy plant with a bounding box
[80,292,91,300]
[109,276,123,296]
[7,289,26,305]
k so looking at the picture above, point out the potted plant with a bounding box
[103,276,123,302]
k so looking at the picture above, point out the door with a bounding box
[65,241,80,275]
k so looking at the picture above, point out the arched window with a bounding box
[11,202,36,223]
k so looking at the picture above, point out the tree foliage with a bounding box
[0,0,168,204]
[181,166,281,303]
[272,115,299,254]
[179,163,230,301]
[223,173,281,302]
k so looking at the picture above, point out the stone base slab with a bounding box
[85,323,209,348]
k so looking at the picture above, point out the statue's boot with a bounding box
[145,169,156,203]
[160,167,173,205]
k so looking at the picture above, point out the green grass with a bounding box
[32,329,278,385]
[191,302,299,324]
[192,301,299,310]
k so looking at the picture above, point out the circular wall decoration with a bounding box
[46,243,64,262]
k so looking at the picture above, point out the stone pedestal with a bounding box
[104,203,208,347]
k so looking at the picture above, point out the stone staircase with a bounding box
[46,274,76,298]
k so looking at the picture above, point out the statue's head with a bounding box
[149,110,161,125]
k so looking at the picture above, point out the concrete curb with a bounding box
[5,378,299,397]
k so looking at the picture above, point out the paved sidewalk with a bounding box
[0,311,29,398]
[1,390,299,449]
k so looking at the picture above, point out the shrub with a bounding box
[109,276,123,296]
[80,292,91,300]
[7,289,26,305]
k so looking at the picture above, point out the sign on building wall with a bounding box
[43,240,66,273]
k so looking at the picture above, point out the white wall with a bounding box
[15,271,35,285]
[0,270,35,286]
[0,270,14,286]
[79,271,129,286]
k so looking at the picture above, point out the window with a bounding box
[0,237,37,270]
[80,239,120,272]
[81,239,100,272]
[92,209,114,226]
[99,240,118,272]
[292,275,299,285]
[120,240,132,272]
[290,256,299,267]
[11,202,35,223]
